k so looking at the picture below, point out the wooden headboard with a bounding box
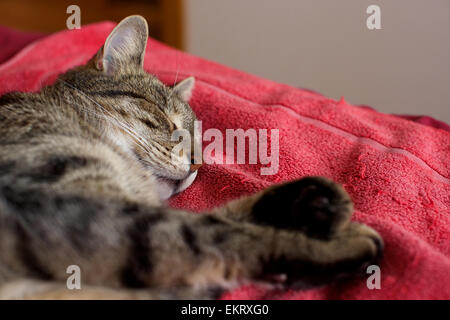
[0,0,184,49]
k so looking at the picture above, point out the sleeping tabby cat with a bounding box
[0,16,383,299]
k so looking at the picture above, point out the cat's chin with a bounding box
[156,170,198,201]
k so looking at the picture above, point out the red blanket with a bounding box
[1,22,449,300]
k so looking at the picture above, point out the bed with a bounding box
[0,22,449,299]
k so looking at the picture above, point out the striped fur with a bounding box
[0,16,383,299]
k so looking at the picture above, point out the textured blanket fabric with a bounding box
[0,26,46,65]
[0,22,449,299]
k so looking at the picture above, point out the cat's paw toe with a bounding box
[344,222,384,266]
[287,222,384,287]
[322,222,384,281]
[252,176,353,238]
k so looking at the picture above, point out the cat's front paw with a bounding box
[285,221,384,287]
[252,176,353,238]
[329,222,384,271]
[260,219,384,288]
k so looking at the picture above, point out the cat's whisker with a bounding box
[59,79,189,176]
[168,52,180,100]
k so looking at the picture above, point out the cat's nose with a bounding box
[190,155,202,172]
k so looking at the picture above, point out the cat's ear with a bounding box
[94,15,148,74]
[173,77,195,102]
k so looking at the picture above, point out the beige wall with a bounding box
[185,0,450,123]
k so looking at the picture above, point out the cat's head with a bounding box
[60,15,201,200]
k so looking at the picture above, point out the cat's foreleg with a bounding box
[211,176,354,239]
